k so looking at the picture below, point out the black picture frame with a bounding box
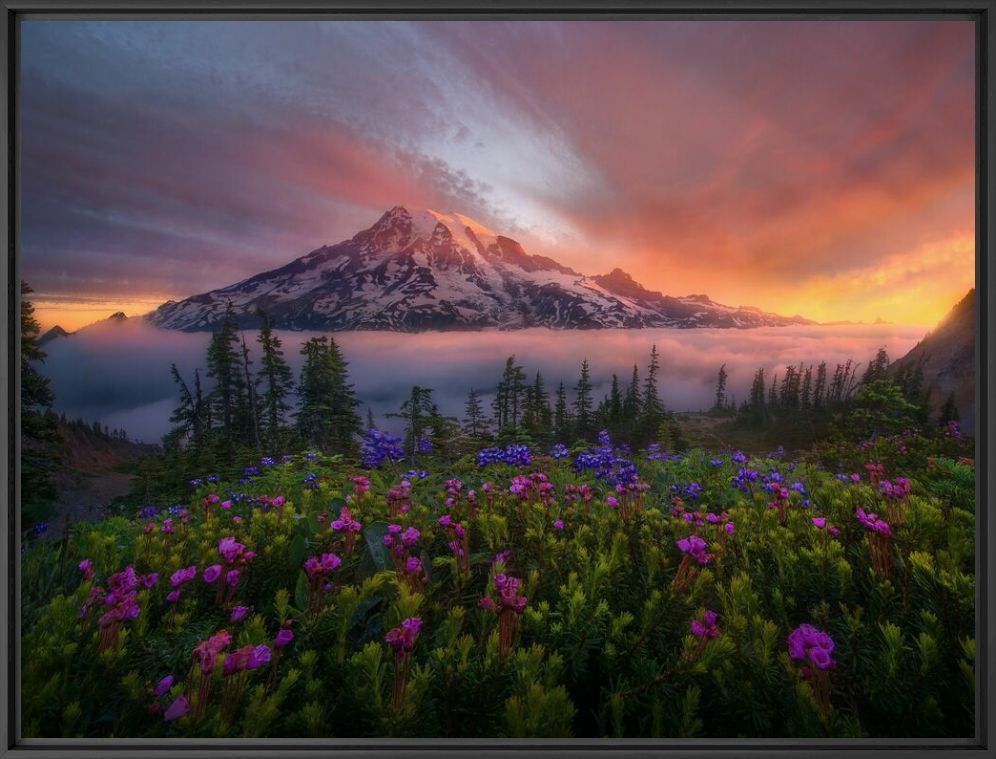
[1,2,993,756]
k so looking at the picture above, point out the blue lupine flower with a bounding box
[477,444,531,468]
[550,443,569,459]
[361,428,404,468]
[416,436,433,454]
[261,457,276,468]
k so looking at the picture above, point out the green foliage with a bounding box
[20,429,976,738]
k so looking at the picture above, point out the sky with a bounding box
[19,19,976,331]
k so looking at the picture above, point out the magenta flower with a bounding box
[247,644,271,670]
[724,522,735,535]
[788,623,836,671]
[163,695,189,722]
[552,519,565,531]
[607,496,618,507]
[401,527,420,547]
[230,605,249,622]
[690,609,721,639]
[274,628,294,649]
[812,517,827,529]
[225,570,240,587]
[385,616,423,653]
[218,536,246,563]
[78,559,94,581]
[168,565,196,588]
[203,565,222,584]
[153,675,173,697]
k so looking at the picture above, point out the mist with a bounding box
[38,319,930,444]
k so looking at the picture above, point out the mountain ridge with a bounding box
[147,206,816,333]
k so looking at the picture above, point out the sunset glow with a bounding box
[19,20,974,330]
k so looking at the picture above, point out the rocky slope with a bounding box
[148,206,814,332]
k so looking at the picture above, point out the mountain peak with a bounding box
[149,206,814,332]
[593,268,664,302]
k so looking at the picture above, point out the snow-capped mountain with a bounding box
[147,206,813,332]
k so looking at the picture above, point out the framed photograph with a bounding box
[2,2,993,757]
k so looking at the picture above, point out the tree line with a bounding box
[715,347,958,441]
[163,302,363,476]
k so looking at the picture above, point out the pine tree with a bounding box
[768,372,779,409]
[389,385,436,459]
[813,362,828,409]
[573,359,594,440]
[205,301,251,447]
[240,335,262,450]
[862,348,890,384]
[494,356,527,431]
[745,368,767,427]
[168,364,210,457]
[20,281,60,523]
[296,336,361,453]
[554,381,572,442]
[623,364,640,424]
[608,374,623,428]
[800,365,813,411]
[642,345,664,435]
[463,388,490,439]
[525,371,552,440]
[714,364,728,411]
[256,310,294,450]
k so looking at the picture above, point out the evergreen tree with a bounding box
[642,345,664,435]
[463,388,491,439]
[494,356,527,430]
[389,385,437,459]
[168,364,209,458]
[240,335,262,450]
[768,372,779,409]
[623,364,640,424]
[862,348,890,385]
[524,371,552,440]
[746,368,767,427]
[813,361,828,409]
[800,365,813,411]
[255,310,294,450]
[20,281,60,523]
[608,374,623,428]
[573,359,594,440]
[713,364,728,411]
[205,301,251,447]
[296,336,361,453]
[554,381,572,442]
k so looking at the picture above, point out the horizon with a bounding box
[19,20,975,332]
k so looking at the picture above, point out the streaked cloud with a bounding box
[19,19,974,330]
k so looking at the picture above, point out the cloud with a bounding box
[39,320,930,443]
[18,19,975,328]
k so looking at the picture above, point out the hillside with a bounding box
[891,289,975,434]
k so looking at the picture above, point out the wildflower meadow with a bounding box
[21,424,976,738]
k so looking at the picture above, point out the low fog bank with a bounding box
[39,320,930,444]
